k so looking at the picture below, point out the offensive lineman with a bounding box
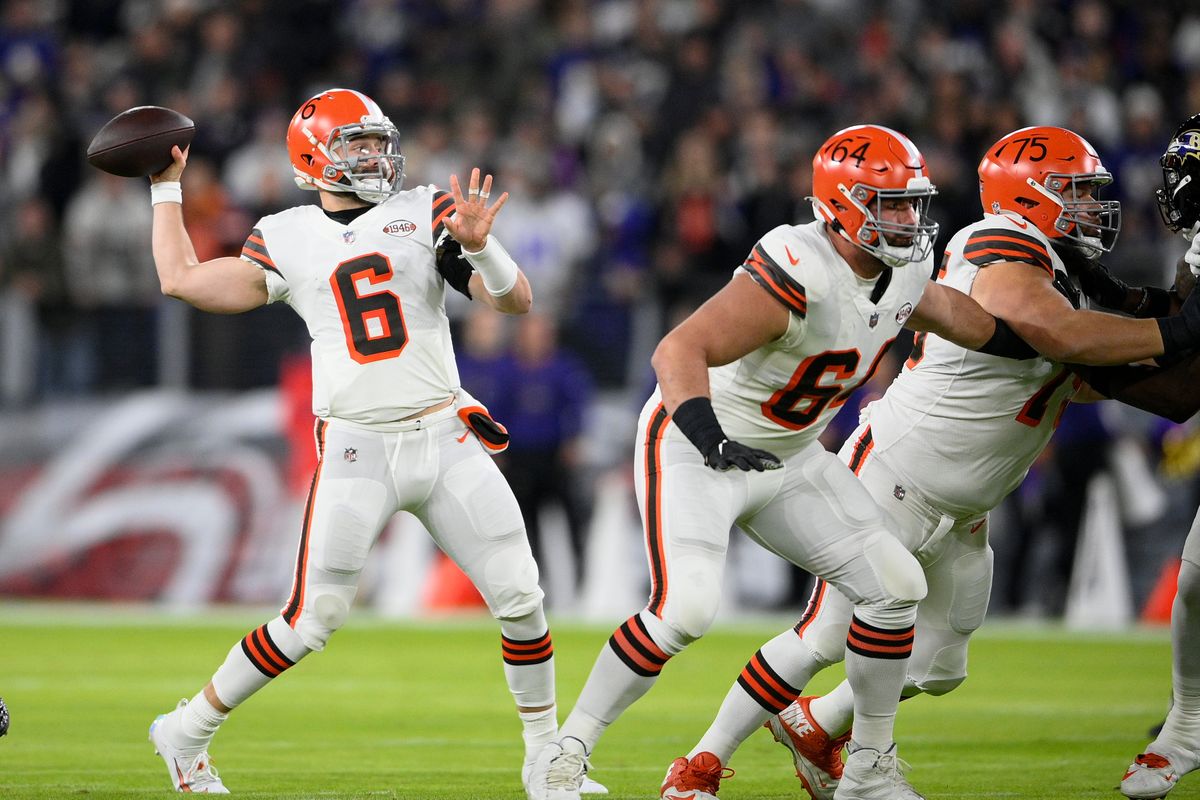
[143,88,593,798]
[527,124,1051,800]
[686,126,1200,800]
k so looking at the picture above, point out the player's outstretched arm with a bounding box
[968,260,1200,365]
[1071,356,1200,424]
[150,145,267,314]
[446,168,531,314]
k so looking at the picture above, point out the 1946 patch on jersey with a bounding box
[383,219,417,237]
[895,302,914,324]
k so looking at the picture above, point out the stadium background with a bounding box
[1,0,1200,627]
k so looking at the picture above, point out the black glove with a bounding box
[704,438,782,472]
[1158,287,1200,354]
[1077,261,1170,318]
[671,396,782,472]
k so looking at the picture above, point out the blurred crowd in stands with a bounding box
[2,0,1200,617]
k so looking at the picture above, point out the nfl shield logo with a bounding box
[343,230,356,244]
[893,484,906,500]
[869,312,880,328]
[344,447,357,463]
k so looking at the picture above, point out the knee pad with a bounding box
[295,587,352,651]
[1178,560,1200,609]
[658,556,723,643]
[482,540,544,620]
[948,550,992,635]
[800,624,846,667]
[912,675,965,697]
[863,531,928,604]
[908,639,968,696]
[638,608,693,655]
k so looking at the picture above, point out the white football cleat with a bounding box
[149,699,229,794]
[581,775,609,794]
[833,743,923,800]
[1121,748,1195,799]
[525,736,589,800]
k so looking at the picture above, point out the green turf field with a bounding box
[0,604,1193,799]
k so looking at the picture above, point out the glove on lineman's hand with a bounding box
[704,439,782,472]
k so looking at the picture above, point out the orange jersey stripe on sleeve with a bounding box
[963,228,1052,275]
[241,228,281,275]
[743,244,807,316]
[432,190,456,240]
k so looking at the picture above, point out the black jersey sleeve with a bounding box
[435,230,473,298]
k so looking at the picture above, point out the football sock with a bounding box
[844,612,916,752]
[691,629,827,763]
[499,610,558,763]
[519,707,559,766]
[1156,559,1200,756]
[808,679,856,737]
[174,691,228,752]
[500,609,556,708]
[210,616,310,709]
[558,612,679,752]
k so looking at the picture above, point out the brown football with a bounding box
[86,106,195,178]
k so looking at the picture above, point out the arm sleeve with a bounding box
[435,229,473,298]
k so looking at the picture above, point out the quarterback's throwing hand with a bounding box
[445,168,508,252]
[705,439,782,472]
[151,144,189,184]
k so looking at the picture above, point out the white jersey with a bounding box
[657,220,931,460]
[241,185,463,426]
[856,212,1083,518]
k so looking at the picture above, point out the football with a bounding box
[86,106,195,178]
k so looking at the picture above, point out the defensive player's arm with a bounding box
[652,272,790,414]
[972,260,1186,365]
[150,146,268,314]
[1070,354,1200,423]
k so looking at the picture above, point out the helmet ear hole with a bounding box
[301,154,314,166]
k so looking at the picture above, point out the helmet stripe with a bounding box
[344,88,381,118]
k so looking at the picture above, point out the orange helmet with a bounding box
[286,88,406,204]
[978,126,1120,256]
[810,124,939,268]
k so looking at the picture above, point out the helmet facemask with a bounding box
[313,121,406,204]
[1036,172,1120,259]
[839,177,939,268]
[1156,131,1200,237]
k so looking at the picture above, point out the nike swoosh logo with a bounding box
[785,246,799,266]
[969,519,985,534]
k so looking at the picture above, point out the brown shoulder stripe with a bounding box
[743,244,807,316]
[241,228,281,275]
[432,190,456,239]
[964,228,1052,275]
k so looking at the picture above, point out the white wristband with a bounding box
[462,235,519,297]
[150,181,182,206]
